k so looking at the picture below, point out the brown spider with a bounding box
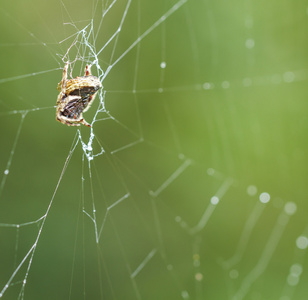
[56,62,102,127]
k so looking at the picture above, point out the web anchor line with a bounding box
[189,178,233,235]
[0,137,79,299]
[149,158,192,198]
[221,199,267,269]
[233,202,297,300]
[97,193,130,240]
[131,248,157,279]
[101,0,188,80]
[0,112,26,200]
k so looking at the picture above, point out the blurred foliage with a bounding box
[0,0,308,299]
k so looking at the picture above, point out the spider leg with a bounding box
[61,62,68,91]
[57,62,69,92]
[80,118,91,127]
[84,65,92,76]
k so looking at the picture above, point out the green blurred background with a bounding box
[0,0,308,299]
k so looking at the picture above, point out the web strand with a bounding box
[0,0,307,299]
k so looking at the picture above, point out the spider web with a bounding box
[0,0,308,299]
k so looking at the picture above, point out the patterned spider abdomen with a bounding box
[60,96,89,119]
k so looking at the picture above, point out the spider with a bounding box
[56,62,102,127]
